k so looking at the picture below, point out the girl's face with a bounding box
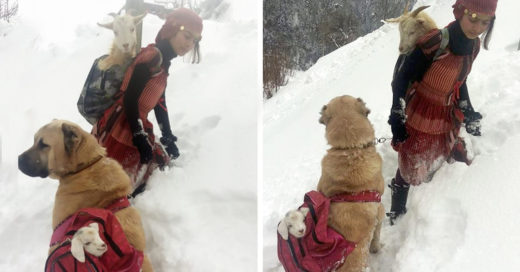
[169,28,201,56]
[459,11,493,39]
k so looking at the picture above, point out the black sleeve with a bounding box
[390,47,430,110]
[123,63,152,135]
[154,92,173,136]
[458,80,475,112]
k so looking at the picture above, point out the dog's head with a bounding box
[319,95,374,148]
[18,120,106,179]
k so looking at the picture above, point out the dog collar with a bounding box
[60,155,104,177]
[331,140,375,151]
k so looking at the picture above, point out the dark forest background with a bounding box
[264,0,416,98]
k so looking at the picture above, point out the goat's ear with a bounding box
[71,236,86,262]
[299,207,310,217]
[88,222,99,232]
[277,221,289,240]
[97,21,114,30]
[133,13,147,25]
[384,17,402,23]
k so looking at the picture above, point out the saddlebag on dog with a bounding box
[277,190,357,272]
[45,200,143,272]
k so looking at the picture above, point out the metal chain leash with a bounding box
[374,137,393,145]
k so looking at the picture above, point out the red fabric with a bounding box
[156,8,203,43]
[396,30,479,185]
[105,197,132,213]
[109,45,168,147]
[453,0,497,19]
[277,191,357,272]
[46,208,143,272]
[103,134,157,189]
[51,197,131,247]
[93,45,169,188]
[330,190,381,203]
[397,126,456,185]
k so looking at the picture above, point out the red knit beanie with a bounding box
[452,0,497,19]
[155,8,203,43]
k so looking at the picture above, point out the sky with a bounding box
[0,0,258,271]
[263,0,520,271]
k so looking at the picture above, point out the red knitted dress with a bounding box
[398,29,479,185]
[93,44,167,187]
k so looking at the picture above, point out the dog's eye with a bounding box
[287,224,292,228]
[85,242,91,246]
[38,139,49,149]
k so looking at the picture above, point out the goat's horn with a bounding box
[403,0,410,15]
[133,12,147,24]
[411,5,430,17]
[97,22,114,30]
[384,17,402,23]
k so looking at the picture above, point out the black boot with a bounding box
[386,178,410,225]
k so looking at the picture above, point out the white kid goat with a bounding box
[277,207,310,240]
[97,12,147,70]
[70,222,108,262]
[385,5,437,54]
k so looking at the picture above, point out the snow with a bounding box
[0,0,257,271]
[263,0,520,271]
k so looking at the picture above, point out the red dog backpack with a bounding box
[45,203,143,272]
[277,191,357,272]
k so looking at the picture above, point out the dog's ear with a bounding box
[319,105,329,125]
[299,207,310,217]
[277,220,289,240]
[71,231,86,263]
[357,98,371,116]
[62,123,81,156]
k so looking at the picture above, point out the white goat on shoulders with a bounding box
[97,12,147,71]
[385,4,437,55]
[70,222,108,263]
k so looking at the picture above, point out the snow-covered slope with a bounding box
[0,0,258,271]
[263,0,520,271]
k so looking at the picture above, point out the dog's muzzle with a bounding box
[18,152,49,178]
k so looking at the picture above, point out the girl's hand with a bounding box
[464,111,482,136]
[160,134,180,159]
[132,134,153,164]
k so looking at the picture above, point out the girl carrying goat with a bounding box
[93,8,203,196]
[387,0,497,224]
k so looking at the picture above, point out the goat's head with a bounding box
[277,207,309,240]
[71,222,107,262]
[98,12,147,56]
[386,5,436,54]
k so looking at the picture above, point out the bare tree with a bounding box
[0,0,19,22]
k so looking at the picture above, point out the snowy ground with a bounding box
[263,0,520,271]
[0,0,258,271]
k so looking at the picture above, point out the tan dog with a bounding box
[317,96,385,272]
[18,120,153,272]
